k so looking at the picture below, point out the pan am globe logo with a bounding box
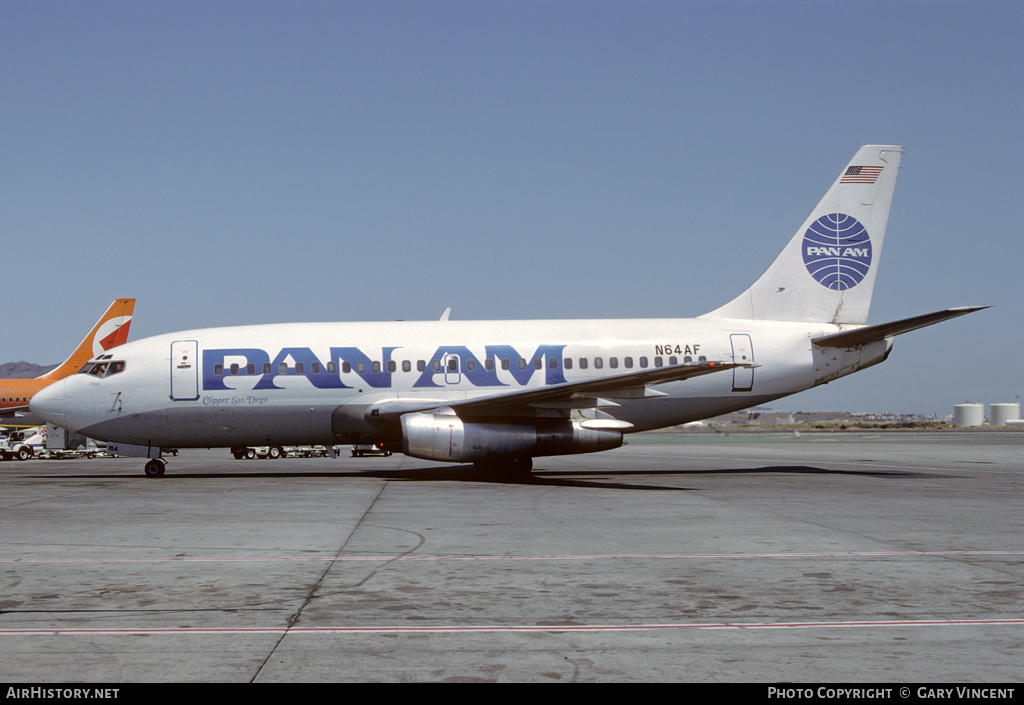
[802,213,872,290]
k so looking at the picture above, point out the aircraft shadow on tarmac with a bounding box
[27,462,940,491]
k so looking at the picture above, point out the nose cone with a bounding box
[30,379,68,429]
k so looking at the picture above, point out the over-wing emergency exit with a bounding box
[30,146,986,476]
[1,299,134,420]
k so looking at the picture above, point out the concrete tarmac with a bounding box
[0,430,1021,683]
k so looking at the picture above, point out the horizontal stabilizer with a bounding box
[812,306,989,348]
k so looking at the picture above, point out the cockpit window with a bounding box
[78,360,126,378]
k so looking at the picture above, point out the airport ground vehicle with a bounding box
[0,433,33,461]
[34,446,100,460]
[231,445,285,460]
[351,443,392,457]
[0,426,106,460]
[230,445,345,459]
[285,445,334,457]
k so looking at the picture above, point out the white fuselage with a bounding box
[30,316,888,451]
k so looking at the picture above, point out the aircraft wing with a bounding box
[366,360,744,423]
[0,404,30,417]
[812,306,989,348]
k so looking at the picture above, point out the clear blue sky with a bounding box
[2,1,1020,414]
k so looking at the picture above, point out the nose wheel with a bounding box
[144,459,166,478]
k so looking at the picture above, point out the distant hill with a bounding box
[0,362,58,379]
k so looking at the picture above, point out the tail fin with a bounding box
[39,298,135,380]
[701,145,902,325]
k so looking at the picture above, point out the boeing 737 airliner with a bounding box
[31,146,985,476]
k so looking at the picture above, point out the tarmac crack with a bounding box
[248,479,391,683]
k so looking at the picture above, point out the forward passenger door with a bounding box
[170,340,199,401]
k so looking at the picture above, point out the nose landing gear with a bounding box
[144,459,166,478]
[104,442,169,478]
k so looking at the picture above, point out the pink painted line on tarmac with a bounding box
[2,550,1022,564]
[2,618,1024,637]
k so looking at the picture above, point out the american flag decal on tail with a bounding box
[841,165,883,184]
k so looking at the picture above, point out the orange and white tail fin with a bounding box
[39,298,135,380]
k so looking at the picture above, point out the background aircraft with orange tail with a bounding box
[0,298,135,420]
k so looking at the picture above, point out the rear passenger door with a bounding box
[730,334,754,392]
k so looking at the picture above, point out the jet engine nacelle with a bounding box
[400,411,624,463]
